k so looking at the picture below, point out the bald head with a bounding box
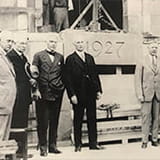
[73,35,86,52]
[13,33,28,53]
[46,35,58,52]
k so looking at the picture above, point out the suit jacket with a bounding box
[0,47,16,114]
[7,49,32,106]
[135,54,160,102]
[32,50,65,101]
[65,52,102,102]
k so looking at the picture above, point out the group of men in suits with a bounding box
[1,29,159,159]
[31,35,103,156]
[0,32,34,158]
[0,31,103,158]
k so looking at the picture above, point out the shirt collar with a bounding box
[13,48,23,56]
[0,46,7,55]
[46,48,55,53]
[76,50,85,56]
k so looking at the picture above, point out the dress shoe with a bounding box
[141,143,147,149]
[75,146,82,152]
[40,146,47,157]
[49,148,62,154]
[151,141,159,147]
[89,145,104,150]
[16,153,33,159]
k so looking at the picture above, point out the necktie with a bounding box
[80,53,85,62]
[152,55,157,71]
[20,53,27,62]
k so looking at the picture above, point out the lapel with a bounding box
[50,52,61,70]
[85,53,91,65]
[155,55,160,74]
[0,48,16,77]
[12,49,27,64]
[42,50,54,67]
[73,52,85,70]
[145,54,156,73]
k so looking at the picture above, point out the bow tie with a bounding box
[46,50,55,56]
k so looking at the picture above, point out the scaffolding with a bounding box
[70,0,121,32]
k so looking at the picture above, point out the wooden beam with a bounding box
[70,0,93,29]
[92,0,99,31]
[100,3,120,31]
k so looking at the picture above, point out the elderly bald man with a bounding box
[64,36,103,152]
[32,35,65,156]
[0,31,16,140]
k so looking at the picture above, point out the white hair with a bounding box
[0,30,14,41]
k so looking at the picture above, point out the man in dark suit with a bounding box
[64,36,103,152]
[7,35,33,157]
[32,35,65,156]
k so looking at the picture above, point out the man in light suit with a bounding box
[64,36,103,152]
[32,35,65,156]
[0,31,16,140]
[135,40,160,148]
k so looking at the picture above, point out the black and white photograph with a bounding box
[0,0,160,160]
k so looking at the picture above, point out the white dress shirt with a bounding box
[76,51,85,62]
[46,49,55,62]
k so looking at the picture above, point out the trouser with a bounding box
[36,95,63,148]
[141,95,160,143]
[53,7,69,32]
[43,4,50,25]
[9,100,29,154]
[73,98,97,147]
[0,113,12,140]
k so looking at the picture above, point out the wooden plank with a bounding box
[0,7,28,13]
[10,128,26,132]
[0,140,18,156]
[0,140,17,147]
[83,128,141,135]
[82,131,142,144]
[84,108,141,120]
[82,119,141,131]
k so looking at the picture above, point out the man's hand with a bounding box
[96,92,102,100]
[30,79,37,88]
[138,96,144,103]
[32,89,42,101]
[71,95,78,105]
